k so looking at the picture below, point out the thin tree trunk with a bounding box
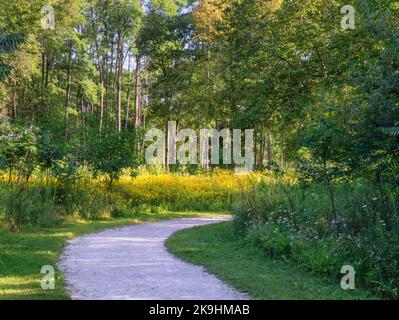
[65,43,73,139]
[41,52,46,87]
[11,88,16,119]
[99,73,105,132]
[106,41,115,118]
[116,33,123,132]
[45,55,50,87]
[135,55,142,128]
[125,57,132,129]
[259,131,265,167]
[267,132,273,168]
[254,128,258,167]
[90,0,105,132]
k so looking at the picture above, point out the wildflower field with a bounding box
[114,170,261,211]
[0,170,261,228]
[1,169,398,299]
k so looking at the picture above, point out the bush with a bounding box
[232,174,399,298]
[0,184,56,229]
[0,174,124,228]
[57,177,125,219]
[246,221,295,257]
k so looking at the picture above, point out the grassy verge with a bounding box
[0,211,219,300]
[166,221,379,300]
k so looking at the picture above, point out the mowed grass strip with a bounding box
[0,212,220,300]
[166,221,378,300]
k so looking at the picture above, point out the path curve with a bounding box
[58,216,248,300]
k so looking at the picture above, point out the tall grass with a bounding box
[232,175,399,298]
[0,175,122,229]
[114,170,259,211]
[0,170,260,229]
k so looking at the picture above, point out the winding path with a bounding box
[58,216,248,300]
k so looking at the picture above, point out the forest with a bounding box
[0,0,398,299]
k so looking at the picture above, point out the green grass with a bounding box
[166,221,379,300]
[0,211,220,300]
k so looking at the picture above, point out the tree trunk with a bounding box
[125,59,133,129]
[41,52,46,87]
[11,88,16,119]
[90,1,105,132]
[267,132,273,168]
[259,131,265,167]
[106,41,114,119]
[116,33,123,132]
[135,55,142,128]
[99,70,105,132]
[65,43,73,139]
[45,55,50,87]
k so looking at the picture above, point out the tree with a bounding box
[0,31,25,81]
[86,128,136,184]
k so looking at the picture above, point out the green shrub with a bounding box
[0,184,57,229]
[246,222,295,257]
[60,180,121,219]
[232,175,399,299]
[111,207,130,218]
[294,238,343,276]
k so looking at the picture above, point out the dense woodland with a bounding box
[1,0,398,176]
[1,0,399,298]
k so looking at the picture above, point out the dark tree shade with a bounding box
[0,31,25,81]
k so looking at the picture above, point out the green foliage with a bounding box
[61,179,115,219]
[0,0,399,301]
[246,221,295,257]
[0,32,25,52]
[0,121,38,188]
[151,0,189,16]
[0,183,56,228]
[0,31,25,80]
[86,130,137,183]
[167,221,376,300]
[233,176,399,298]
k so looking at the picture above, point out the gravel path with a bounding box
[58,216,249,300]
